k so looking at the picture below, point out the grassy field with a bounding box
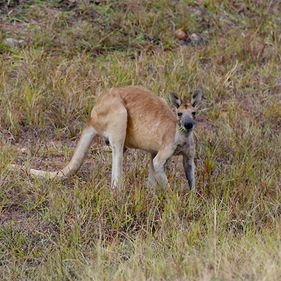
[0,0,281,280]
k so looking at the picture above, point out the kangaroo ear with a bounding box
[169,92,181,108]
[191,89,203,107]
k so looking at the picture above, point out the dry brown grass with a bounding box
[0,0,280,280]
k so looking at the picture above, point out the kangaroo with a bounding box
[11,86,202,189]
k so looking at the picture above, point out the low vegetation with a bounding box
[0,0,280,280]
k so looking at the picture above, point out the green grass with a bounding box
[0,0,281,280]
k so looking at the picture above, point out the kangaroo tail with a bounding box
[10,126,97,179]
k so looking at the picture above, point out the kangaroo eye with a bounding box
[177,112,183,117]
[192,111,196,117]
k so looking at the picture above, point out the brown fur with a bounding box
[90,86,177,153]
[10,86,202,189]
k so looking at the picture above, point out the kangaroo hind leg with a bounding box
[147,153,157,187]
[106,101,127,188]
[153,147,174,187]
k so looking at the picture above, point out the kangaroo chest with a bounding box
[173,133,195,157]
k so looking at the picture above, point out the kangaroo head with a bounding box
[169,89,202,132]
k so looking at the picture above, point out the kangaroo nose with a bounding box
[184,122,193,130]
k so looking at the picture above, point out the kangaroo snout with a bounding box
[183,116,194,130]
[184,121,194,130]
